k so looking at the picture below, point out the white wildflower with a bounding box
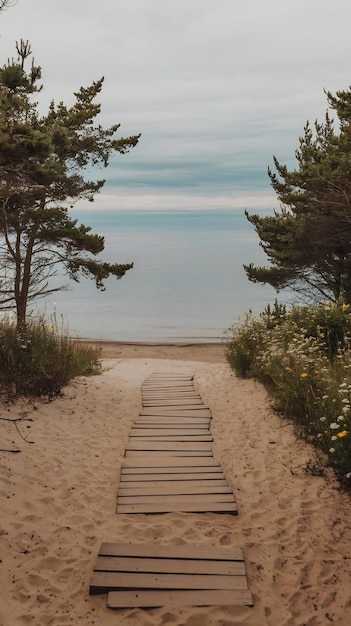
[330,423,340,430]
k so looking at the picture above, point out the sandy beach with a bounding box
[1,342,350,626]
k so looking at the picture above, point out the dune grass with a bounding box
[225,301,351,489]
[0,316,101,398]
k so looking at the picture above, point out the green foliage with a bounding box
[225,301,351,489]
[0,316,101,397]
[245,86,351,304]
[0,41,140,325]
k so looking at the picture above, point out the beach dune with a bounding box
[1,343,350,626]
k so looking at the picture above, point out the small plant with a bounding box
[0,316,101,398]
[303,452,326,477]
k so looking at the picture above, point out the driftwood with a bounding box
[0,414,34,452]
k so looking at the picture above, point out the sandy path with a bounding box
[0,344,350,625]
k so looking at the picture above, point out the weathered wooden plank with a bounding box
[132,421,211,428]
[121,459,224,472]
[121,457,220,467]
[95,556,245,576]
[107,589,254,608]
[142,388,195,393]
[142,390,200,395]
[121,470,225,483]
[142,387,199,391]
[142,384,195,389]
[90,570,245,594]
[142,386,198,390]
[99,543,245,561]
[118,484,232,495]
[129,428,211,436]
[116,501,238,514]
[128,435,213,442]
[139,409,211,417]
[143,400,205,406]
[144,373,193,377]
[117,494,235,505]
[143,380,196,385]
[130,422,209,437]
[142,398,202,403]
[125,450,214,458]
[126,441,212,451]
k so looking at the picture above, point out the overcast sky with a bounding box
[1,0,351,211]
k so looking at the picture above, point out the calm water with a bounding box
[37,209,287,342]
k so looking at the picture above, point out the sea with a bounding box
[36,209,289,343]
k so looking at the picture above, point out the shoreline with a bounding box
[82,339,227,363]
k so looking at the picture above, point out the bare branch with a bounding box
[0,1,18,11]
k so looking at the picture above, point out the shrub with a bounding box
[225,301,351,489]
[0,316,101,397]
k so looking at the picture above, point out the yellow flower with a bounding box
[337,430,348,438]
[300,372,309,378]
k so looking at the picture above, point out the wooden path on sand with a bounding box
[90,372,253,609]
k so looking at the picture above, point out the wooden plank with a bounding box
[142,387,195,392]
[141,387,201,399]
[116,502,238,514]
[126,441,212,451]
[129,428,211,436]
[143,400,205,406]
[136,419,211,424]
[139,409,211,417]
[142,388,200,392]
[95,556,245,576]
[117,494,235,505]
[142,398,202,403]
[121,466,223,475]
[120,473,225,482]
[107,589,253,608]
[125,450,214,458]
[121,457,220,467]
[144,373,193,377]
[132,421,210,428]
[144,380,195,385]
[142,390,200,395]
[90,570,245,593]
[128,435,213,442]
[99,543,245,561]
[142,384,195,389]
[117,480,233,497]
[118,474,227,493]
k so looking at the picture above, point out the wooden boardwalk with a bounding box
[90,543,253,608]
[117,372,237,515]
[90,373,253,609]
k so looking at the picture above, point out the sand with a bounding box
[1,342,350,626]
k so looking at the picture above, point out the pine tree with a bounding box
[245,87,351,303]
[0,41,140,325]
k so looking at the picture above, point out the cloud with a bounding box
[1,0,351,211]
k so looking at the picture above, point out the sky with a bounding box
[1,0,351,212]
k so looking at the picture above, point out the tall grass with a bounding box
[225,301,351,489]
[0,316,101,398]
